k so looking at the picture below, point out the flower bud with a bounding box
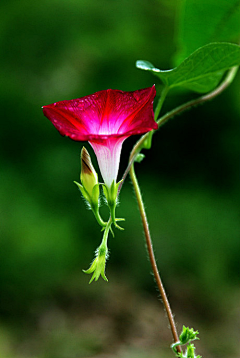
[179,326,199,345]
[75,147,100,207]
[80,146,99,199]
[83,244,108,283]
[74,147,106,227]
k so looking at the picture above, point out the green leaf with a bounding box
[175,0,240,64]
[136,42,240,93]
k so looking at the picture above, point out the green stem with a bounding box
[91,204,107,228]
[129,164,182,354]
[140,86,169,151]
[154,85,169,121]
[101,218,112,247]
[128,86,169,162]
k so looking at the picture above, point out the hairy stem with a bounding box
[129,164,181,354]
[127,66,238,354]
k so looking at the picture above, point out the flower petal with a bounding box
[42,86,157,186]
[90,137,127,187]
[42,86,157,141]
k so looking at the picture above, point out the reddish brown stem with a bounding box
[129,164,181,355]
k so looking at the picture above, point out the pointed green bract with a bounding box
[103,180,124,230]
[74,181,88,201]
[136,42,240,93]
[179,326,199,345]
[83,219,113,283]
[83,246,108,283]
[172,326,201,358]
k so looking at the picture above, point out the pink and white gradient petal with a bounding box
[89,136,127,188]
[42,86,157,187]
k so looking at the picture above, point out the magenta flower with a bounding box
[42,86,157,188]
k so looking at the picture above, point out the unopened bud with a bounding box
[80,146,98,197]
[75,147,107,227]
[83,244,108,283]
[179,326,199,345]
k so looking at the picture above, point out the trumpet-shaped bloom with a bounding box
[42,86,157,187]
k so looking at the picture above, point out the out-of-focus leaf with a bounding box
[175,0,240,64]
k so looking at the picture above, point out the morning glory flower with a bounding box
[42,85,157,188]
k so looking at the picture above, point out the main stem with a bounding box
[129,164,181,354]
[126,66,238,354]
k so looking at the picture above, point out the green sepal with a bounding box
[102,184,109,203]
[91,184,100,207]
[75,181,100,207]
[186,344,195,358]
[102,180,120,203]
[172,326,201,358]
[74,181,106,228]
[102,180,124,230]
[74,181,90,202]
[179,326,199,345]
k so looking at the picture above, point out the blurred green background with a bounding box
[0,0,240,357]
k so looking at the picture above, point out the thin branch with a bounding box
[127,65,238,355]
[157,65,238,128]
[129,66,238,164]
[129,164,182,354]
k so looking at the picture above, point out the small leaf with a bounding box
[137,42,240,93]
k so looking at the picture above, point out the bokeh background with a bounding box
[0,0,240,357]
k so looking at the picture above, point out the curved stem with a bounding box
[92,204,107,227]
[101,218,112,246]
[129,164,182,355]
[129,65,238,164]
[157,65,238,127]
[127,66,238,354]
[154,85,169,121]
[127,86,169,166]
